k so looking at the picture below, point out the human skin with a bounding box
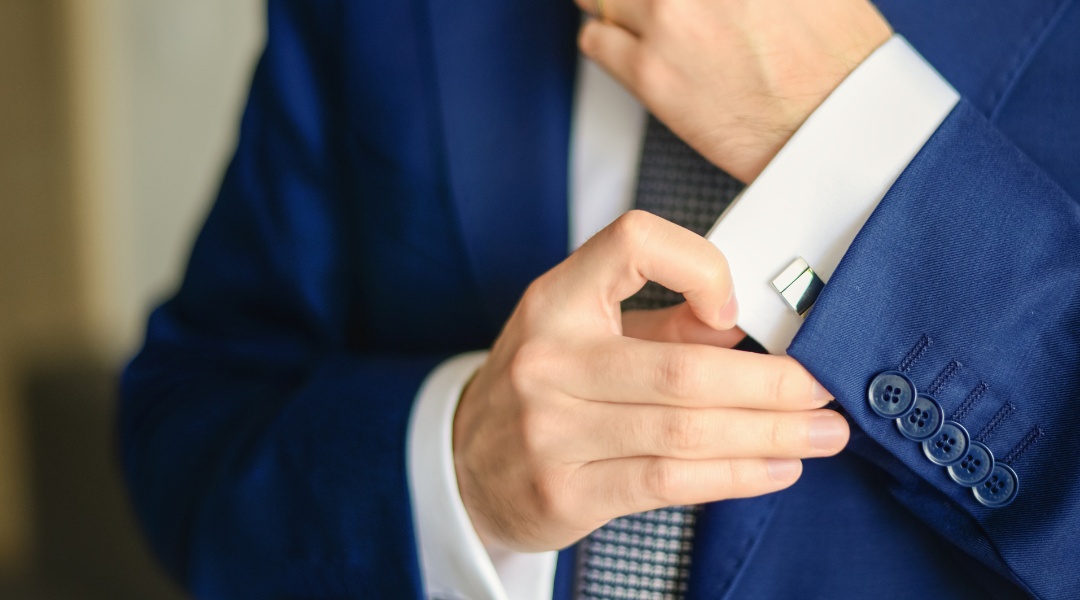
[453,0,892,553]
[454,211,844,551]
[577,0,894,183]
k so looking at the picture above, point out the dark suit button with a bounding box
[948,441,994,487]
[922,420,969,466]
[973,463,1019,508]
[895,394,944,442]
[867,371,918,419]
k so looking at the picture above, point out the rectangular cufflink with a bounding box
[771,258,824,317]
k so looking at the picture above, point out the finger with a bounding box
[571,456,802,521]
[562,210,737,329]
[558,403,848,461]
[574,0,648,35]
[563,337,833,409]
[578,20,645,99]
[623,303,746,348]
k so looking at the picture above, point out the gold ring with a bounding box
[596,0,605,20]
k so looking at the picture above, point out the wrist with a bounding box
[735,14,894,183]
[452,367,501,548]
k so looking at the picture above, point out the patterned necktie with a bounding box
[574,115,744,600]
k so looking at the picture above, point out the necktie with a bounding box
[574,115,744,600]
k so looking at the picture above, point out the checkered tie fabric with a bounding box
[574,115,744,600]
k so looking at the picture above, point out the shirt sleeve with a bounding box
[706,34,960,353]
[407,352,559,600]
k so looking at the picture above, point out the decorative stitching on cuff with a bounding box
[1003,425,1045,466]
[952,382,989,422]
[927,360,962,395]
[898,334,932,373]
[975,402,1015,443]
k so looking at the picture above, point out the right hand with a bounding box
[453,210,848,552]
[575,0,892,183]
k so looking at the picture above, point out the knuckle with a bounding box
[726,460,760,490]
[640,0,661,20]
[711,460,771,500]
[659,408,704,455]
[648,0,678,29]
[691,248,731,304]
[658,347,704,400]
[610,210,655,250]
[518,408,551,457]
[629,55,655,92]
[577,21,598,55]
[507,342,551,396]
[642,458,683,502]
[518,278,550,322]
[532,469,572,521]
[703,250,731,289]
[712,459,737,491]
[764,415,792,453]
[631,54,669,95]
[765,361,811,407]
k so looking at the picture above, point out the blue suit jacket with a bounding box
[120,0,1080,598]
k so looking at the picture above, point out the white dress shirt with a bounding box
[407,35,959,600]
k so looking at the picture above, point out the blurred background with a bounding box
[0,0,264,597]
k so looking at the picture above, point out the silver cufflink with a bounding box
[771,257,824,316]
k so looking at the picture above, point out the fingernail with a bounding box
[766,458,801,481]
[718,293,739,329]
[809,415,848,450]
[811,379,833,403]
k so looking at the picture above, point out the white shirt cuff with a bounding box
[407,352,559,600]
[706,34,960,353]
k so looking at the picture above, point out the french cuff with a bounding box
[406,351,558,600]
[706,34,960,354]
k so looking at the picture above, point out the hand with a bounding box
[453,210,848,552]
[576,0,893,183]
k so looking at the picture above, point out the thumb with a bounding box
[622,303,746,348]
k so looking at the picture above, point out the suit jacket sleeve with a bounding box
[789,98,1080,600]
[119,1,438,597]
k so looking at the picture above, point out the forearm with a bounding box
[791,99,1080,599]
[122,307,445,597]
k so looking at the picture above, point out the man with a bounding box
[120,0,1080,598]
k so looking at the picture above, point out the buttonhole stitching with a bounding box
[952,382,989,422]
[899,334,932,374]
[975,402,1015,443]
[927,360,962,396]
[1003,425,1044,466]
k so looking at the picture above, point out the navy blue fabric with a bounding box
[120,0,1080,598]
[788,99,1080,600]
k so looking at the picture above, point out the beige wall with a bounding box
[0,0,264,587]
[67,0,265,359]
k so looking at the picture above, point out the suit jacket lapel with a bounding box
[425,0,580,327]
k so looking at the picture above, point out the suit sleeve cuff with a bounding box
[407,351,558,600]
[706,34,960,354]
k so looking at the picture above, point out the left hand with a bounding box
[575,0,893,183]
